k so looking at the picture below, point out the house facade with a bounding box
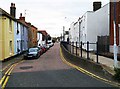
[64,31,69,42]
[38,30,48,46]
[69,22,75,43]
[0,8,15,61]
[21,24,28,51]
[14,21,28,55]
[31,25,38,47]
[69,1,120,54]
[110,1,120,53]
[69,2,110,51]
[0,3,29,61]
[19,14,37,48]
[37,30,43,46]
[78,3,109,51]
[14,21,22,55]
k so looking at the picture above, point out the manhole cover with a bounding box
[20,66,33,70]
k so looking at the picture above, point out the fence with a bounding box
[61,41,99,63]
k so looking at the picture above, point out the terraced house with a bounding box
[0,8,15,61]
[14,18,28,55]
[0,3,29,61]
[69,1,120,54]
[19,14,38,48]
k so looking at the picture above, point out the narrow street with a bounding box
[6,43,113,87]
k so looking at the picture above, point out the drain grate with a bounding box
[20,66,33,70]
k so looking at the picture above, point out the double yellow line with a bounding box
[0,60,24,89]
[60,48,120,87]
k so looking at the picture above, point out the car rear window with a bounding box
[29,48,38,52]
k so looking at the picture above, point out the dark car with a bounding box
[24,47,41,59]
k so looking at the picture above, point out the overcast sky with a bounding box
[0,0,109,37]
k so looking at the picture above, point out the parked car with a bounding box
[24,47,41,59]
[40,46,46,53]
[47,42,54,48]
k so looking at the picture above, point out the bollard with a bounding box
[76,42,77,56]
[87,41,89,60]
[72,42,74,54]
[81,41,82,58]
[96,42,99,63]
[70,42,71,53]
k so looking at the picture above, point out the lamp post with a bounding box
[113,0,118,68]
[63,17,67,41]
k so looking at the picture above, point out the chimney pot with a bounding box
[13,3,15,7]
[10,3,16,17]
[11,3,14,6]
[93,1,102,11]
[19,13,25,21]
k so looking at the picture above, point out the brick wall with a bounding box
[110,1,120,45]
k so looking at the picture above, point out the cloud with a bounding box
[0,0,109,37]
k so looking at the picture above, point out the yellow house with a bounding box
[0,8,15,61]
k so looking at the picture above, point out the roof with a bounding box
[31,25,38,29]
[38,30,48,36]
[0,8,28,28]
[0,8,15,20]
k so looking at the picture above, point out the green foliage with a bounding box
[113,68,120,81]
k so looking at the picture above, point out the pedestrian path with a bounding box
[72,47,120,75]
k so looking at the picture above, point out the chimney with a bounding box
[19,13,25,21]
[10,3,16,17]
[93,1,102,11]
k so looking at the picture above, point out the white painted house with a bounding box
[64,31,69,42]
[69,3,109,51]
[69,22,74,42]
[69,22,79,45]
[79,4,109,51]
[37,31,42,47]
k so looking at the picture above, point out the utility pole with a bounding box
[113,0,118,68]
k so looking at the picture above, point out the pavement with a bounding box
[1,53,24,75]
[71,46,120,76]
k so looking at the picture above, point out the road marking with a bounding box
[0,60,24,89]
[1,63,11,72]
[60,48,120,87]
[1,59,23,72]
[0,65,14,85]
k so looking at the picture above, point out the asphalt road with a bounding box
[5,43,115,88]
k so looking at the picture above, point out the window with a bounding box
[17,22,19,34]
[9,19,12,32]
[23,26,24,35]
[22,40,24,50]
[17,40,20,53]
[10,41,12,54]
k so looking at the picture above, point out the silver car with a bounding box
[24,47,41,59]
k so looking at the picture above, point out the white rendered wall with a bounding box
[79,4,109,51]
[37,33,42,46]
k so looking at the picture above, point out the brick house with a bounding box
[110,1,120,53]
[19,14,38,48]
